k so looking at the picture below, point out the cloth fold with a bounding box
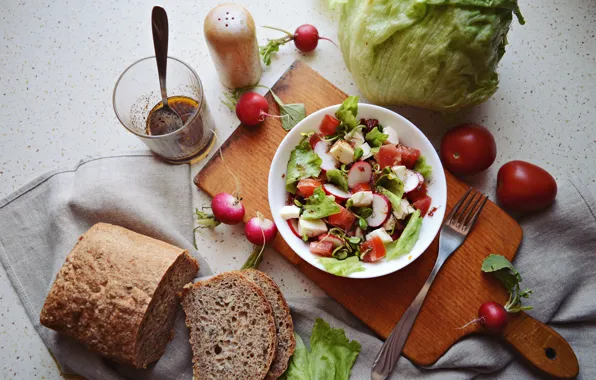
[0,153,594,380]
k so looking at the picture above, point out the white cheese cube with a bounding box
[383,126,399,145]
[358,142,373,161]
[329,140,355,165]
[393,199,414,220]
[348,130,365,147]
[298,217,328,238]
[391,165,408,182]
[383,215,397,231]
[349,191,373,207]
[280,205,301,220]
[365,228,393,244]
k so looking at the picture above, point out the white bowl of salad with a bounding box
[268,97,447,278]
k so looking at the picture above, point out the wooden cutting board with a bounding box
[195,61,578,378]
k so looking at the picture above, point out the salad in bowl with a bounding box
[268,97,446,278]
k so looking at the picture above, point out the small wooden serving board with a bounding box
[195,61,563,369]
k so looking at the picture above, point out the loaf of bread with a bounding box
[39,223,199,368]
[242,269,296,379]
[181,271,277,380]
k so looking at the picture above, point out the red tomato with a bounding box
[360,236,387,262]
[296,178,322,198]
[413,195,432,217]
[396,145,421,169]
[309,241,334,257]
[309,133,324,150]
[406,183,427,203]
[319,115,341,136]
[497,161,557,212]
[375,145,402,169]
[327,205,356,230]
[352,183,372,193]
[440,123,497,175]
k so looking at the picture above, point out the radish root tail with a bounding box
[456,317,485,330]
[320,36,339,49]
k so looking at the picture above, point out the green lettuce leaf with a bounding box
[286,140,322,194]
[319,256,365,277]
[365,127,388,148]
[280,319,361,380]
[302,187,341,219]
[414,155,433,179]
[375,167,404,196]
[334,0,524,112]
[326,169,349,192]
[334,96,360,130]
[377,186,403,212]
[385,210,422,260]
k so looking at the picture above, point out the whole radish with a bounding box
[478,302,508,332]
[211,192,245,225]
[245,213,278,245]
[236,92,269,126]
[259,24,337,65]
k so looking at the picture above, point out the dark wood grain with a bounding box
[194,61,576,376]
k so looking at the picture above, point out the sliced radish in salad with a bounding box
[403,169,424,193]
[317,233,344,248]
[288,219,301,238]
[366,194,391,228]
[348,161,372,189]
[323,183,351,201]
[314,140,338,171]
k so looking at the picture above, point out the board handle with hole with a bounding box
[502,311,579,379]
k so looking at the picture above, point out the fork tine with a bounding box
[459,192,483,226]
[463,195,488,232]
[445,188,472,223]
[454,190,479,226]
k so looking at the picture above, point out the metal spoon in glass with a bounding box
[147,6,184,136]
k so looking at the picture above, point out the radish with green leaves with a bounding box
[259,24,337,65]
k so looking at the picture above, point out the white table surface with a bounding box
[1,0,594,378]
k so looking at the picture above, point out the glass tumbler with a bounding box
[113,56,216,164]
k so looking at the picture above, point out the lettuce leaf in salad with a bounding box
[280,318,361,380]
[365,127,388,148]
[286,140,323,194]
[326,169,349,192]
[385,210,422,260]
[414,155,433,180]
[302,187,341,219]
[377,186,402,212]
[375,167,404,197]
[334,96,360,130]
[319,256,365,277]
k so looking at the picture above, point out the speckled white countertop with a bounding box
[1,0,594,378]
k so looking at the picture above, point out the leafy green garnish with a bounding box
[286,140,322,194]
[326,169,349,192]
[365,127,388,148]
[280,318,361,380]
[302,187,341,220]
[259,26,294,66]
[319,256,365,277]
[241,245,265,270]
[482,254,533,313]
[375,167,404,196]
[385,210,422,260]
[271,91,306,131]
[334,96,360,131]
[353,147,363,161]
[414,155,433,180]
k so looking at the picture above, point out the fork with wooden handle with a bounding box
[371,188,488,380]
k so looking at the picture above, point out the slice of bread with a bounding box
[181,271,277,380]
[241,269,296,378]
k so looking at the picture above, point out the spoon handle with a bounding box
[152,6,169,107]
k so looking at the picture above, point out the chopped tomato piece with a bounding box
[319,114,341,136]
[406,183,427,203]
[309,241,334,257]
[309,132,324,150]
[397,145,421,169]
[352,183,372,193]
[375,145,402,169]
[360,236,387,262]
[296,179,322,198]
[327,205,356,230]
[413,195,432,217]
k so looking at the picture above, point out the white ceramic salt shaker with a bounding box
[204,4,262,89]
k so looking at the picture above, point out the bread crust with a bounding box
[39,223,198,368]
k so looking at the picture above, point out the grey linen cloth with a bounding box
[0,152,594,379]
